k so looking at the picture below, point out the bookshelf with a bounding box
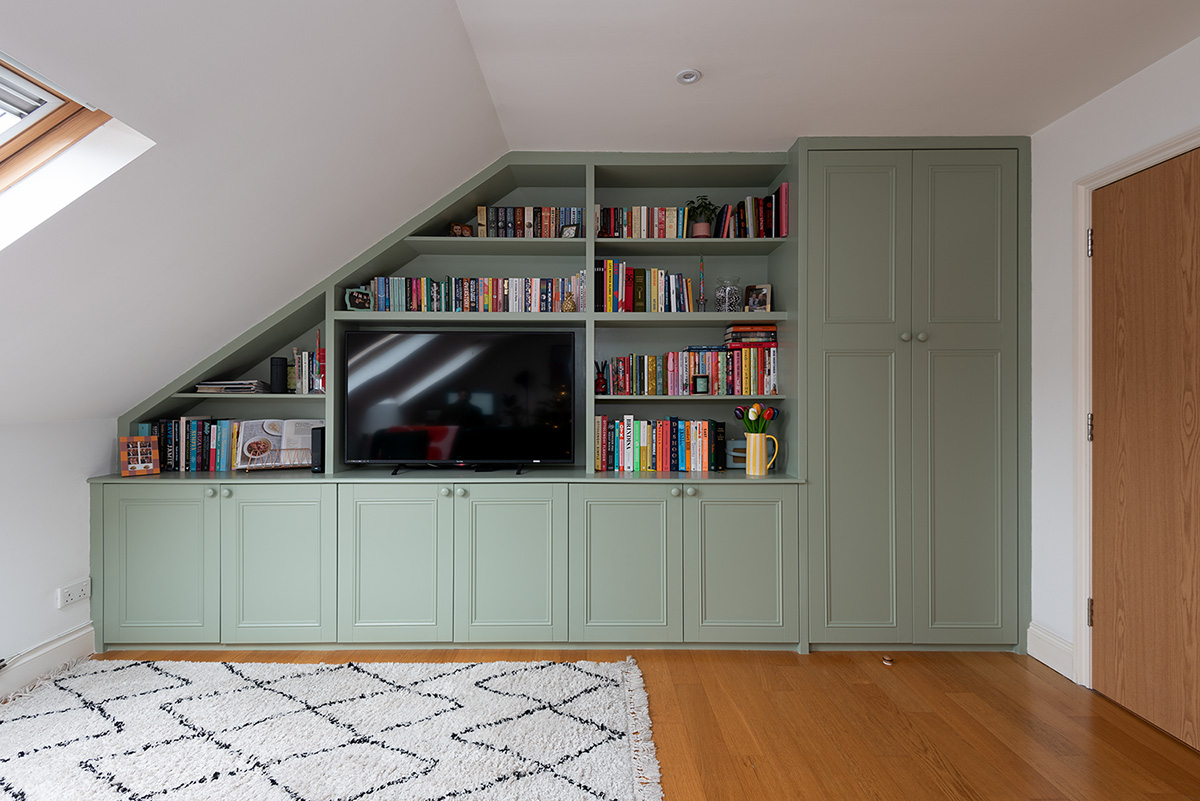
[115,151,802,480]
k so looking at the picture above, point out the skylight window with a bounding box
[0,57,111,195]
[0,52,152,251]
[0,65,65,148]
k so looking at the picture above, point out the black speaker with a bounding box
[270,357,288,394]
[310,426,325,473]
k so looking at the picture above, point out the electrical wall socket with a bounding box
[57,578,91,609]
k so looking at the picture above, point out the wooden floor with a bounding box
[93,649,1200,800]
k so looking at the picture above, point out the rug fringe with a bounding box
[0,654,92,705]
[621,656,664,801]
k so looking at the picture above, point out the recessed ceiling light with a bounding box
[676,69,702,85]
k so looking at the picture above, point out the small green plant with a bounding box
[685,194,719,225]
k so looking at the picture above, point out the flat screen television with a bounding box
[343,329,575,467]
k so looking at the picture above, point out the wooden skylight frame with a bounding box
[0,58,111,194]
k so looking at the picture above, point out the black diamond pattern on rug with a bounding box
[0,659,662,801]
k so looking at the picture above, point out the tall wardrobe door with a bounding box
[808,150,915,643]
[910,150,1019,644]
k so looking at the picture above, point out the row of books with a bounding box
[595,415,727,473]
[475,206,586,238]
[600,345,779,397]
[594,184,789,239]
[293,344,325,394]
[595,260,698,313]
[134,417,324,472]
[193,379,268,394]
[136,417,242,473]
[355,272,591,313]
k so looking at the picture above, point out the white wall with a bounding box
[1030,36,1200,669]
[0,421,114,661]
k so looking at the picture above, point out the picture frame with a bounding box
[744,283,772,312]
[559,224,580,238]
[691,374,710,395]
[119,435,160,477]
[345,288,372,310]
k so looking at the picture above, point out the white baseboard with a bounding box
[1,624,94,699]
[1027,622,1075,681]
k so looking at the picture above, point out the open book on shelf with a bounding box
[235,418,324,470]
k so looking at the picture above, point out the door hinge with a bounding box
[1087,598,1094,627]
[1087,228,1093,258]
[1087,412,1094,442]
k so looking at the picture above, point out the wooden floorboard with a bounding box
[92,649,1200,800]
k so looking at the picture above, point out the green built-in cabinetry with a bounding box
[221,484,338,643]
[453,483,569,642]
[100,484,220,643]
[91,477,799,650]
[91,140,1028,653]
[806,146,1021,646]
[337,483,454,642]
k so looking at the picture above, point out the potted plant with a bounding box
[685,194,719,238]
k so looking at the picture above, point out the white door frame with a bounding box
[1073,126,1200,688]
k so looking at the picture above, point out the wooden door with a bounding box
[1093,147,1200,747]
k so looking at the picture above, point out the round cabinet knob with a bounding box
[670,487,681,497]
[900,332,912,342]
[221,488,232,498]
[916,332,929,342]
[440,487,451,497]
[205,488,216,498]
[455,488,467,497]
[685,486,698,497]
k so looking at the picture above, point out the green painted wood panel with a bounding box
[816,352,913,641]
[567,484,683,642]
[337,483,454,642]
[454,483,567,642]
[683,484,799,643]
[102,484,220,643]
[813,151,912,325]
[912,150,1018,644]
[221,484,337,643]
[808,150,915,643]
[809,147,1018,646]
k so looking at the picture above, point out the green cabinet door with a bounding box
[221,483,337,643]
[568,484,683,642]
[102,484,220,643]
[808,148,1019,646]
[808,150,915,643]
[454,483,567,642]
[683,483,800,643]
[337,483,453,642]
[910,150,1018,644]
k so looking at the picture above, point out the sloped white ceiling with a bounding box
[457,0,1200,150]
[3,1,1200,424]
[0,1,506,422]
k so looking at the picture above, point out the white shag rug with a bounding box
[0,658,662,801]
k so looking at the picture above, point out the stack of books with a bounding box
[193,379,268,394]
[725,322,778,345]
